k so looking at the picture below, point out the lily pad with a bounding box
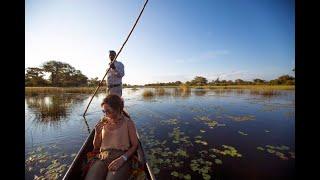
[266,145,275,149]
[200,141,208,146]
[279,145,290,151]
[226,115,255,122]
[34,175,46,180]
[153,167,160,174]
[165,159,171,163]
[184,174,191,180]
[267,149,275,154]
[71,153,77,157]
[202,173,211,180]
[257,147,264,151]
[39,159,47,163]
[174,162,180,167]
[28,166,33,172]
[214,159,222,165]
[171,171,179,177]
[238,131,248,136]
[40,168,46,174]
[278,155,289,160]
[60,154,68,159]
[175,149,188,157]
[36,146,44,152]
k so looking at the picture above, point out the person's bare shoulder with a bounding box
[126,116,136,129]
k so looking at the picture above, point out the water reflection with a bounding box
[26,94,86,123]
[193,89,207,96]
[173,88,191,98]
[141,88,285,99]
[249,90,282,98]
[82,117,91,133]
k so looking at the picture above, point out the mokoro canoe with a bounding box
[62,113,156,180]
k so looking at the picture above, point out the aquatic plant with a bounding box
[214,159,223,165]
[26,145,74,180]
[160,118,179,125]
[257,147,264,151]
[226,115,255,122]
[25,87,106,95]
[155,87,167,96]
[258,144,293,160]
[193,115,223,128]
[142,90,155,98]
[238,131,248,136]
[211,145,242,158]
[194,139,208,146]
[190,158,213,179]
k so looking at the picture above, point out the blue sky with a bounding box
[26,0,295,85]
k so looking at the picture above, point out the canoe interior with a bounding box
[63,122,155,180]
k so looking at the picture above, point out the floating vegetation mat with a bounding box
[160,118,179,125]
[256,145,295,160]
[225,115,255,122]
[211,145,243,158]
[190,158,213,179]
[25,145,77,180]
[140,117,246,179]
[193,115,226,128]
[168,127,192,146]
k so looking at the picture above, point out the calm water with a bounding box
[25,88,295,180]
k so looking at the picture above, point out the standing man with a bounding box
[106,50,125,97]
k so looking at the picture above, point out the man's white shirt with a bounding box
[107,60,125,86]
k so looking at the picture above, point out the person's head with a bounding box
[109,50,116,61]
[101,94,123,119]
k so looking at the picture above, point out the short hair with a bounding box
[109,50,116,56]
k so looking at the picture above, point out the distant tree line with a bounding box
[145,75,295,87]
[26,61,294,87]
[25,61,143,87]
[25,61,102,87]
[145,81,183,87]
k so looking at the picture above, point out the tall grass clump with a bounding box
[155,87,166,96]
[249,89,281,97]
[142,90,154,98]
[25,87,106,95]
[178,84,191,92]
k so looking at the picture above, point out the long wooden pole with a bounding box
[83,0,149,117]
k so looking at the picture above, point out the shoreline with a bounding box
[25,85,294,95]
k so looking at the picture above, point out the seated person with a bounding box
[85,94,138,180]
